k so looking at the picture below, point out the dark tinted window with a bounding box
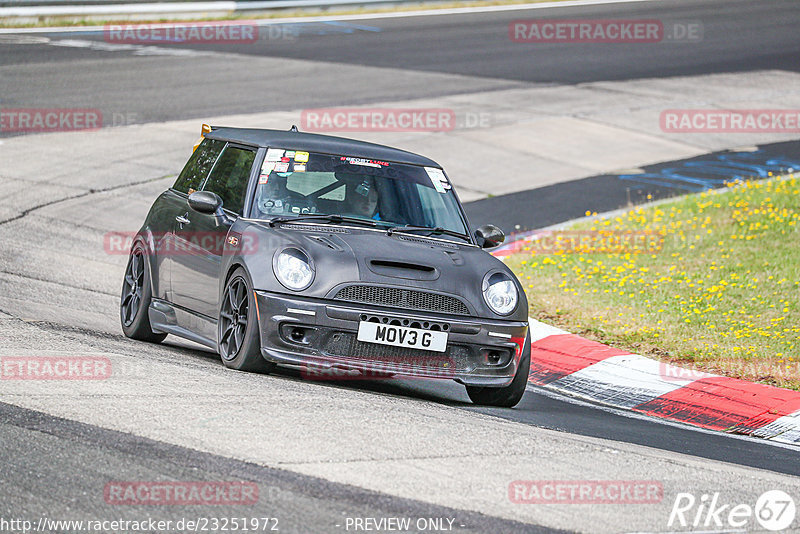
[201,145,256,216]
[172,138,225,194]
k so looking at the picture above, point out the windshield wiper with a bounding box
[268,213,380,228]
[386,225,472,243]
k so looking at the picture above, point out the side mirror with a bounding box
[188,191,222,215]
[475,224,505,249]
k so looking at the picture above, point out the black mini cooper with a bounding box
[121,126,530,407]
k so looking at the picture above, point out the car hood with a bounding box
[240,222,528,321]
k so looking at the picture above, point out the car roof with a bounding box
[206,127,441,167]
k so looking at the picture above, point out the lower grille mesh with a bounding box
[333,285,470,316]
[322,332,469,372]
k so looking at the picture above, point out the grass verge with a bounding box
[507,175,800,390]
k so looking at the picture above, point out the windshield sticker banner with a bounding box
[341,157,389,168]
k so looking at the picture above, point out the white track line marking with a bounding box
[47,37,215,56]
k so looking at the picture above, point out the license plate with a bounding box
[357,322,448,352]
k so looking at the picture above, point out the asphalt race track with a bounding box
[0,0,798,126]
[2,0,800,532]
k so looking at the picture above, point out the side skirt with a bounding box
[148,298,218,350]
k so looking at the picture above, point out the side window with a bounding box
[201,145,256,216]
[172,138,225,194]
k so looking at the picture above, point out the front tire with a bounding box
[120,244,167,343]
[466,333,530,408]
[218,268,275,373]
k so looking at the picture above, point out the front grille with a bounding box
[333,285,470,316]
[322,332,470,372]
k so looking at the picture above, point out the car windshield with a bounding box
[250,149,469,239]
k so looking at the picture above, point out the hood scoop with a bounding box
[367,259,439,281]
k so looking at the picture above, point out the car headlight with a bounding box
[273,248,314,291]
[482,272,518,315]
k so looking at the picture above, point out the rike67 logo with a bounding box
[669,490,796,531]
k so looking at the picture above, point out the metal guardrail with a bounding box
[0,0,402,17]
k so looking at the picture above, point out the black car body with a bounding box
[121,126,530,407]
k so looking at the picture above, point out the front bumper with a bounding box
[254,291,528,387]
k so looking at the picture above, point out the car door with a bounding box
[157,137,225,302]
[170,143,257,318]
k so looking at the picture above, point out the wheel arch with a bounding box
[223,261,248,288]
[130,229,159,296]
[220,260,251,313]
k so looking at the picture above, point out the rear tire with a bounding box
[466,333,530,408]
[120,243,167,343]
[218,268,275,373]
